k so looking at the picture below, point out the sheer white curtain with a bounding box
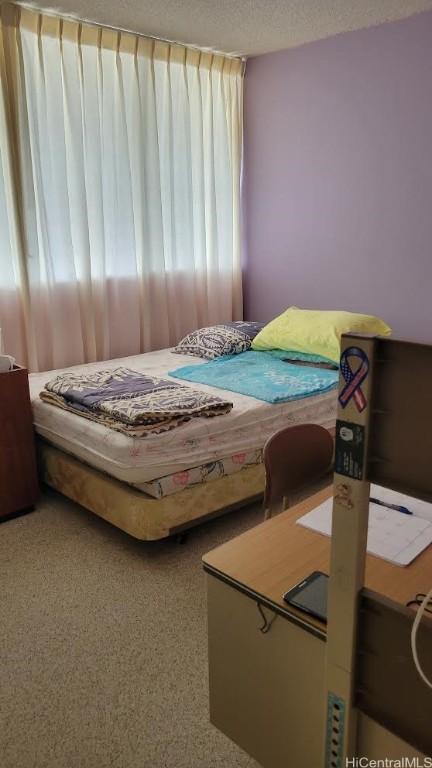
[0,5,243,371]
[0,41,21,354]
[0,13,36,368]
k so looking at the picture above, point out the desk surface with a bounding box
[203,486,432,634]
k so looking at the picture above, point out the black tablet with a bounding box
[283,571,328,623]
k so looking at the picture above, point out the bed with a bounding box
[30,348,337,540]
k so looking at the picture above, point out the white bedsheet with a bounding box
[29,348,338,484]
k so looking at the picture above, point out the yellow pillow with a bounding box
[252,307,391,364]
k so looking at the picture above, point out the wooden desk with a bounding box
[203,488,432,767]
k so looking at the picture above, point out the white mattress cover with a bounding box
[29,348,337,484]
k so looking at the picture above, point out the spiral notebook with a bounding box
[297,484,432,566]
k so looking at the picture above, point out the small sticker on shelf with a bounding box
[335,419,365,480]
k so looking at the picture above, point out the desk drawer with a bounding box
[207,575,326,768]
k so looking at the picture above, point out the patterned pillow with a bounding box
[173,321,265,360]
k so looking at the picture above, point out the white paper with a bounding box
[297,487,432,566]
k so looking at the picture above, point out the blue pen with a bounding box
[370,497,412,516]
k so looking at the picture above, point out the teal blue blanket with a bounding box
[169,351,338,404]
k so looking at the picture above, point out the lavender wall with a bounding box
[243,11,432,342]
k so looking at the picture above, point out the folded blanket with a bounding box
[40,367,232,437]
[265,349,338,369]
[169,351,338,404]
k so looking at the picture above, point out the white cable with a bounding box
[411,586,432,689]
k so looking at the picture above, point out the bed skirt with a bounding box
[37,439,265,540]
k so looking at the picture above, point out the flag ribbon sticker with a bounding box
[338,347,369,412]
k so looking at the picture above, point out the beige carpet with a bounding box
[0,482,327,768]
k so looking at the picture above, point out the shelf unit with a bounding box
[324,333,432,765]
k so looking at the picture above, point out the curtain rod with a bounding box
[10,0,247,62]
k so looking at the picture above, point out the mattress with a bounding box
[29,348,337,485]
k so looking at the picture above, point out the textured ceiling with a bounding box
[20,0,432,56]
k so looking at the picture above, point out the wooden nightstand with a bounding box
[0,365,39,519]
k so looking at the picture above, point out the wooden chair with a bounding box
[263,424,334,520]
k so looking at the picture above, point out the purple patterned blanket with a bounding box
[40,367,232,437]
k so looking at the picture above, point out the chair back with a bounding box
[263,423,333,518]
